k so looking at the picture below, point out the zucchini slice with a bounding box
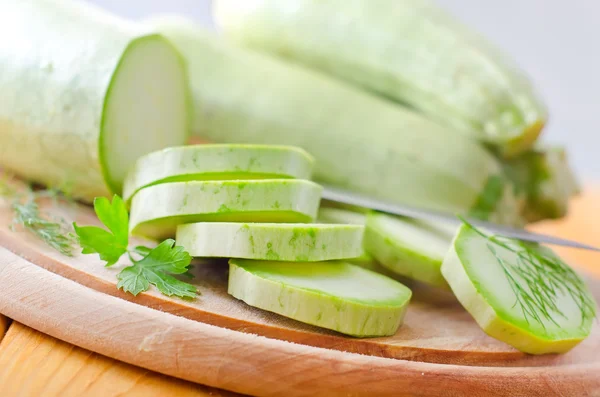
[176,222,363,261]
[0,0,190,201]
[129,180,322,239]
[317,207,378,269]
[229,259,412,336]
[364,212,455,288]
[441,223,597,354]
[123,144,314,202]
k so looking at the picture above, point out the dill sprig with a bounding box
[11,200,76,256]
[462,219,597,328]
[1,177,76,256]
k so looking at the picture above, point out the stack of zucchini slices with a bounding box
[124,144,412,337]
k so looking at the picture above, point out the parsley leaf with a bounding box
[117,239,196,298]
[73,194,197,299]
[73,195,129,267]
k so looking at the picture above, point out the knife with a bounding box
[321,185,600,252]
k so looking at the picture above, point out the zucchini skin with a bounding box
[150,18,524,224]
[0,0,188,201]
[215,0,547,157]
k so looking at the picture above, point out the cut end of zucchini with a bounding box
[229,259,412,337]
[101,33,190,194]
[176,222,363,261]
[442,223,596,354]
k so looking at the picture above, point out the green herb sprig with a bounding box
[73,195,197,299]
[462,219,596,328]
[1,177,77,256]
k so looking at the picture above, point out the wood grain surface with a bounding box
[0,182,598,367]
[0,247,598,397]
[0,322,240,397]
[0,174,599,396]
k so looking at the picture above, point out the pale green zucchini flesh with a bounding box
[123,144,314,202]
[364,212,455,288]
[0,0,190,201]
[317,207,379,269]
[228,259,412,337]
[176,222,363,261]
[147,17,524,225]
[129,180,322,239]
[214,0,546,157]
[441,223,597,354]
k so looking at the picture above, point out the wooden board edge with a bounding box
[0,247,597,397]
[0,322,238,396]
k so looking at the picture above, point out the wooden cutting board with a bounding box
[0,176,598,397]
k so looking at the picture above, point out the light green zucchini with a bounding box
[364,212,455,288]
[130,180,322,239]
[215,0,546,157]
[0,0,190,201]
[441,223,597,354]
[123,144,314,202]
[502,146,579,222]
[147,17,524,225]
[229,259,412,336]
[317,207,378,269]
[176,222,363,261]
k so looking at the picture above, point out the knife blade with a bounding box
[321,185,600,252]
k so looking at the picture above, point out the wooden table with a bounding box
[0,188,597,397]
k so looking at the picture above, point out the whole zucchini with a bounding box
[0,0,190,200]
[215,0,547,157]
[149,17,523,224]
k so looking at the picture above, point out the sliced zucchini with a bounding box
[176,222,363,261]
[129,180,322,239]
[364,212,455,287]
[215,0,546,157]
[0,0,190,201]
[123,144,314,202]
[441,223,597,354]
[317,207,378,268]
[229,259,412,336]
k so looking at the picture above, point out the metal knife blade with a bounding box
[321,185,600,252]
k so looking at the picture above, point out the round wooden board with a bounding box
[0,177,599,396]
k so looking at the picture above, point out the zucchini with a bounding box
[317,207,378,269]
[441,223,596,354]
[0,0,190,201]
[148,17,523,224]
[176,222,363,261]
[129,180,322,239]
[364,212,455,288]
[123,144,314,202]
[228,259,412,336]
[215,0,546,157]
[502,146,579,222]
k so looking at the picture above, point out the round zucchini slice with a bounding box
[130,179,322,239]
[229,259,412,337]
[176,222,363,261]
[123,144,314,202]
